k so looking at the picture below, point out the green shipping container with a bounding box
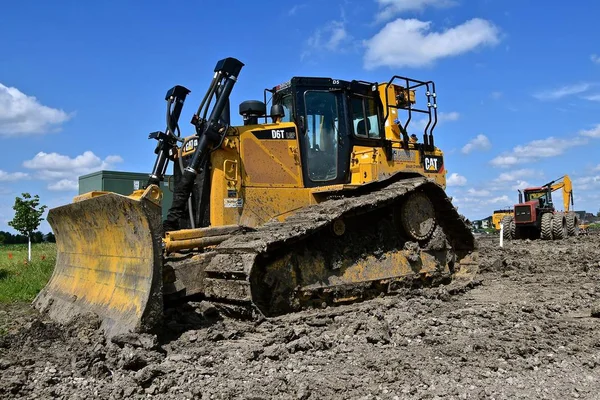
[78,170,174,222]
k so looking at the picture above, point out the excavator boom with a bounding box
[546,175,573,212]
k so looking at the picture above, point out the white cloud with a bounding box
[48,179,79,192]
[446,172,467,186]
[23,150,123,191]
[439,111,459,122]
[512,136,587,158]
[574,175,600,191]
[302,20,351,60]
[490,91,503,99]
[363,18,500,69]
[410,111,459,131]
[0,83,72,136]
[511,180,530,191]
[488,195,510,204]
[579,124,600,138]
[0,170,29,182]
[374,0,456,23]
[24,150,113,170]
[533,83,591,101]
[461,134,491,154]
[575,176,600,184]
[467,188,490,197]
[582,94,600,101]
[104,155,124,164]
[490,136,588,168]
[490,155,519,168]
[449,193,512,217]
[495,168,538,182]
[591,54,600,64]
[287,4,306,16]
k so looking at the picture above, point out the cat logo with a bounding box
[183,138,199,154]
[423,156,443,173]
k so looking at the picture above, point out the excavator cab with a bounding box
[523,188,553,210]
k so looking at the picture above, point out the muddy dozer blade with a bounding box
[33,186,164,338]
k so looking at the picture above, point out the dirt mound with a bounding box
[1,233,600,399]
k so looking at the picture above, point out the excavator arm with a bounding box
[545,175,574,212]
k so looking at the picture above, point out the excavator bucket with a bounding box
[33,185,164,337]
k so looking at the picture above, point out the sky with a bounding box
[1,0,600,233]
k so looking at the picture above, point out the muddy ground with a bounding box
[1,233,600,399]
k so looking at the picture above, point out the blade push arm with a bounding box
[163,57,244,232]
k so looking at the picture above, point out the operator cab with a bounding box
[523,187,554,209]
[270,77,384,188]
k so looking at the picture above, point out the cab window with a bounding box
[351,96,381,139]
[277,94,294,123]
[303,90,339,182]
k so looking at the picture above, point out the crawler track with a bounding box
[166,176,477,317]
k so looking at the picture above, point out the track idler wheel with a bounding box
[397,191,436,241]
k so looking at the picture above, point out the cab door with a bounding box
[297,89,350,187]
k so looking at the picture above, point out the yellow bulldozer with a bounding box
[492,208,513,231]
[34,57,477,337]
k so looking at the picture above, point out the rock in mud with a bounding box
[111,332,159,350]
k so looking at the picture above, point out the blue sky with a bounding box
[1,0,600,233]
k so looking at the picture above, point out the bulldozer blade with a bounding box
[33,186,164,337]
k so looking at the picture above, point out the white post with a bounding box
[499,223,504,248]
[28,235,32,262]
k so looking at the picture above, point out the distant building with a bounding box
[472,216,493,230]
[576,211,598,223]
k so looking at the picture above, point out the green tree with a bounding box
[8,193,47,262]
[45,232,56,243]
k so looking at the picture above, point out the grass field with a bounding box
[0,243,56,302]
